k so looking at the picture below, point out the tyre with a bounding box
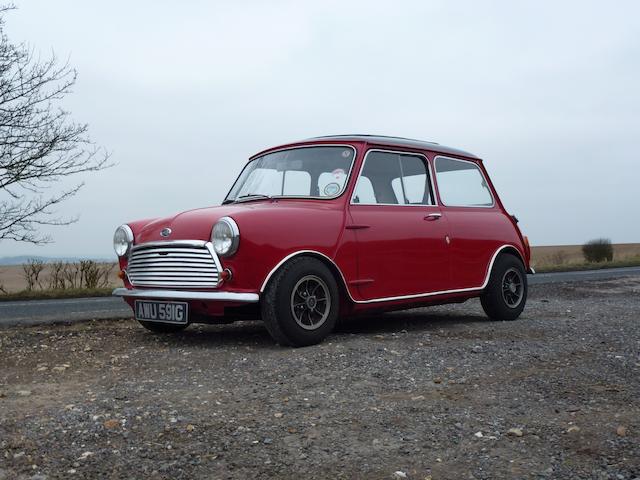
[261,257,339,347]
[138,320,189,333]
[480,254,527,321]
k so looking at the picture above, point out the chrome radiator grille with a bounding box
[127,241,220,288]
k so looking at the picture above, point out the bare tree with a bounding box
[0,6,109,244]
[47,260,65,289]
[22,257,45,290]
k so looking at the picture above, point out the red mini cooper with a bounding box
[113,135,533,346]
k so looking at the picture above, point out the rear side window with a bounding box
[435,157,493,207]
[353,151,434,205]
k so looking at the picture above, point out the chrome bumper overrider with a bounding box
[112,288,259,302]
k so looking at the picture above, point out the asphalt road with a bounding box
[527,265,640,284]
[0,297,131,327]
[1,266,639,328]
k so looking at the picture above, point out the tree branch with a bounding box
[0,6,110,244]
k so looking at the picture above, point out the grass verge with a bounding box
[0,287,114,302]
[534,256,640,273]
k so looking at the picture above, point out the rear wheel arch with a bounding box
[482,245,526,289]
[497,246,526,269]
[481,248,528,321]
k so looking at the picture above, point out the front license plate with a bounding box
[134,300,189,324]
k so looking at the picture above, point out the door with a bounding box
[348,150,450,301]
[433,155,501,289]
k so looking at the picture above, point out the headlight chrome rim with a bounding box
[212,216,240,257]
[113,224,134,257]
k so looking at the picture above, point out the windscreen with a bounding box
[225,146,355,202]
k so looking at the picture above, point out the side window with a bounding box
[352,151,434,205]
[435,157,493,207]
[353,176,377,203]
[392,155,433,205]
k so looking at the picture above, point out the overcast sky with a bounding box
[2,0,639,257]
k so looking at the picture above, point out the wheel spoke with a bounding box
[500,268,524,308]
[290,275,332,331]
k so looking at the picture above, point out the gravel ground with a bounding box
[1,277,639,480]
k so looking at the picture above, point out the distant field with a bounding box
[1,244,639,294]
[531,243,640,270]
[0,265,30,292]
[0,263,119,294]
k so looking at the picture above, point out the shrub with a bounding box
[17,260,117,292]
[582,238,614,263]
[78,261,115,289]
[80,260,100,289]
[98,263,115,288]
[22,258,45,290]
[62,262,81,288]
[47,261,66,290]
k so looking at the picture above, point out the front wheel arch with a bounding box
[261,255,341,347]
[261,252,351,305]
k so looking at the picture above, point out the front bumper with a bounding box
[112,288,259,303]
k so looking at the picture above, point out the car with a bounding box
[113,135,533,347]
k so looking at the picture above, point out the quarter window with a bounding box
[435,157,493,207]
[353,151,434,205]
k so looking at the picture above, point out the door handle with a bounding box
[424,213,442,221]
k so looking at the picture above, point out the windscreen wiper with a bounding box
[227,193,273,204]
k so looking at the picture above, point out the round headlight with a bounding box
[211,217,239,257]
[113,225,134,257]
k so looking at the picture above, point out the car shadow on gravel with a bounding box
[131,320,280,348]
[335,309,488,335]
[128,308,488,348]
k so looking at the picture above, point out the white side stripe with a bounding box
[260,245,522,304]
